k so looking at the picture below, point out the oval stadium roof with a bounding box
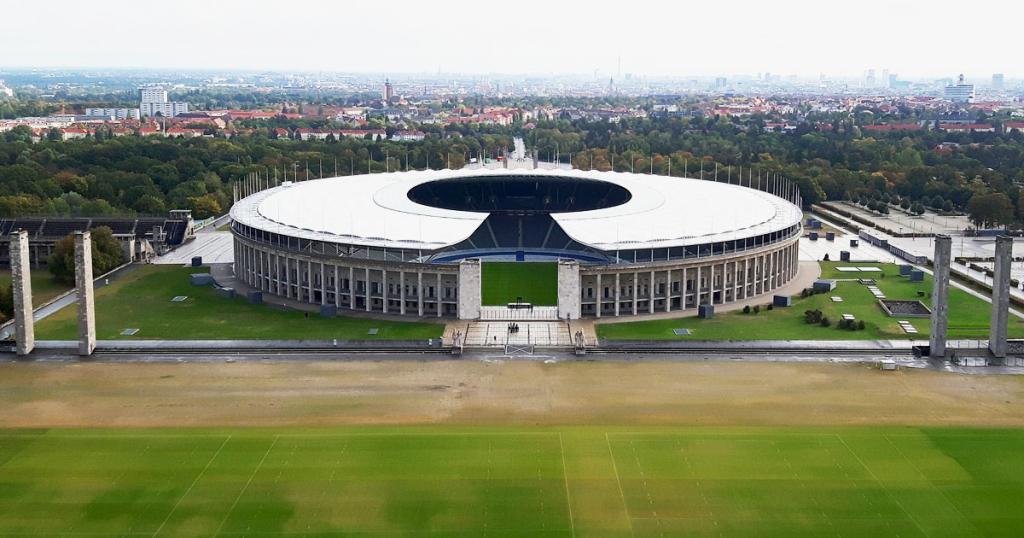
[229,168,802,251]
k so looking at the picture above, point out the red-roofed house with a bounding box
[165,127,206,138]
[940,123,995,133]
[1005,122,1024,133]
[862,123,922,133]
[60,128,93,140]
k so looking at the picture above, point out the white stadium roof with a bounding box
[230,168,802,251]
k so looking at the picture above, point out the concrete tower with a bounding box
[989,236,1013,358]
[10,230,34,355]
[929,235,952,358]
[75,231,96,356]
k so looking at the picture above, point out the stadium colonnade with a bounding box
[230,168,803,320]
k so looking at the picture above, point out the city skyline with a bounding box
[3,0,1021,78]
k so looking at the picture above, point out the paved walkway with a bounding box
[154,221,234,265]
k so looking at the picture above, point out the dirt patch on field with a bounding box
[1,360,1023,428]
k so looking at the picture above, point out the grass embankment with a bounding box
[0,269,70,306]
[34,265,443,340]
[598,262,1021,340]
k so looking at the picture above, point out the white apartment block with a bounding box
[85,108,141,120]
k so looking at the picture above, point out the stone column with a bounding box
[10,230,34,356]
[665,269,672,312]
[632,271,639,315]
[417,271,424,317]
[648,270,656,314]
[365,267,372,312]
[320,262,327,305]
[681,267,688,308]
[436,273,443,317]
[334,265,340,307]
[595,273,602,318]
[399,270,406,315]
[696,266,703,305]
[75,231,96,356]
[349,266,356,309]
[382,269,389,314]
[557,259,581,320]
[732,261,740,302]
[457,259,482,320]
[283,257,291,299]
[614,273,620,316]
[930,235,952,358]
[989,236,1013,358]
[306,260,313,303]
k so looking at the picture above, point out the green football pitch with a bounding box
[482,262,557,306]
[2,426,1023,536]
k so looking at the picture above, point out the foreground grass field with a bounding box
[482,261,557,305]
[34,265,443,340]
[1,426,1022,536]
[598,262,1024,340]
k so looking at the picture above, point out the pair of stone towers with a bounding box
[11,230,96,356]
[929,234,1013,359]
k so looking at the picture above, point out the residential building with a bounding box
[944,74,975,104]
[139,87,189,117]
[85,108,141,120]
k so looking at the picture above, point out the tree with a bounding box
[47,226,125,283]
[187,193,223,219]
[967,192,1014,228]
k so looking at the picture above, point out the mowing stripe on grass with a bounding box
[214,434,279,536]
[605,432,635,537]
[152,435,231,537]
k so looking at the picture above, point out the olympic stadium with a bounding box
[229,168,803,320]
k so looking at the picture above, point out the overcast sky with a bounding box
[1,0,1019,79]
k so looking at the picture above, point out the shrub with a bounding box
[857,320,866,330]
[753,305,761,314]
[820,317,831,327]
[743,305,751,314]
[804,309,823,324]
[766,304,774,311]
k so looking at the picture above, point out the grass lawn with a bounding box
[0,269,70,305]
[1,425,1022,536]
[482,261,557,306]
[598,262,1024,340]
[33,265,442,340]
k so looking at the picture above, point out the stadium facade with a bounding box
[230,168,802,319]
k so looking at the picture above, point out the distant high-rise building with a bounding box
[138,87,188,117]
[882,69,890,88]
[383,79,394,102]
[866,69,877,87]
[944,74,975,104]
[714,77,727,89]
[140,88,168,104]
[992,73,1005,90]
